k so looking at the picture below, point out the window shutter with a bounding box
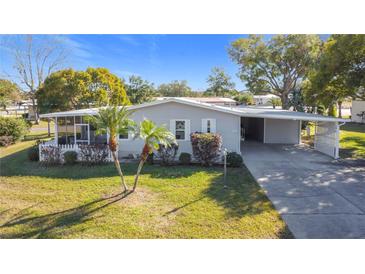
[201,119,207,133]
[170,120,176,135]
[210,119,216,133]
[185,120,190,140]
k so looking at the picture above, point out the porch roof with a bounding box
[40,97,349,123]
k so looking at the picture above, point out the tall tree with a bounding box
[157,80,192,97]
[4,35,68,122]
[87,106,135,192]
[125,75,156,104]
[37,68,130,113]
[204,67,235,97]
[132,119,176,192]
[0,79,21,110]
[228,35,321,109]
[87,67,130,106]
[304,35,365,117]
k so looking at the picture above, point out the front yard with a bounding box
[0,140,292,239]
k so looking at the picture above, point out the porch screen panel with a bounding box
[314,121,339,158]
[57,116,75,144]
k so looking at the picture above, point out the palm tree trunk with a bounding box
[111,150,128,192]
[132,159,145,192]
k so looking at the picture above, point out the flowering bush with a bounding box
[157,143,179,166]
[79,144,109,165]
[190,133,222,166]
[40,146,61,165]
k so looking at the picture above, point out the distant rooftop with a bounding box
[156,97,236,103]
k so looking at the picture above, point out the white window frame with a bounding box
[201,118,216,133]
[170,119,190,141]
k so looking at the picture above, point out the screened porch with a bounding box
[53,116,108,145]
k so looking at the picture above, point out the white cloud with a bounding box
[118,35,140,46]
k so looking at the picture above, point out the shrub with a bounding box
[28,146,39,161]
[146,153,154,165]
[0,117,29,143]
[40,146,61,166]
[0,136,14,147]
[179,152,191,165]
[190,132,222,166]
[79,144,109,165]
[226,152,243,167]
[64,151,78,165]
[157,143,178,166]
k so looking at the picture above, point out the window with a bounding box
[170,119,190,140]
[119,132,129,140]
[175,120,185,140]
[202,119,216,133]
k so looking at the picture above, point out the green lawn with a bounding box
[0,140,292,239]
[340,123,365,159]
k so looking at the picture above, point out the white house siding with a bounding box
[264,118,300,144]
[351,100,365,123]
[118,101,241,157]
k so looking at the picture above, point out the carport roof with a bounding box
[40,97,349,123]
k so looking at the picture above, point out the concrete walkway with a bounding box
[241,141,365,239]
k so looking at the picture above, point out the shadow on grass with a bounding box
[341,122,365,134]
[0,191,132,239]
[340,136,365,158]
[203,167,293,238]
[23,133,54,141]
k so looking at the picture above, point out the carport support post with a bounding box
[223,148,227,188]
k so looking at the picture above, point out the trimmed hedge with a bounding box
[179,153,191,165]
[64,151,78,165]
[226,152,243,167]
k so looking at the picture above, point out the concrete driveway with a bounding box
[241,141,365,239]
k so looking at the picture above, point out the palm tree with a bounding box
[87,106,134,192]
[132,119,176,192]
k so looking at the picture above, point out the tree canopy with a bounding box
[204,67,236,97]
[303,35,365,116]
[229,34,322,109]
[234,92,254,105]
[157,80,192,97]
[0,79,21,109]
[37,68,130,113]
[125,75,156,104]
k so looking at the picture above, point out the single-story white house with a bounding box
[351,100,365,123]
[253,94,280,106]
[40,97,348,160]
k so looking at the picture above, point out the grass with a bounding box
[339,123,365,159]
[301,122,365,159]
[0,140,292,239]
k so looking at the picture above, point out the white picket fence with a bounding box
[39,142,114,162]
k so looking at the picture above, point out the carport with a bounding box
[235,107,349,158]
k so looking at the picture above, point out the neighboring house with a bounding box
[0,99,37,121]
[253,94,280,106]
[40,97,348,160]
[351,100,365,123]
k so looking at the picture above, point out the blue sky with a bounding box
[0,34,329,91]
